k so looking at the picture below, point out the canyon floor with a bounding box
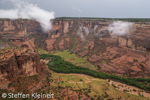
[0,48,150,100]
[50,72,149,100]
[39,48,150,100]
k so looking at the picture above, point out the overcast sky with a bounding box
[0,0,150,18]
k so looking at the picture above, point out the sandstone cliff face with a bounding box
[0,19,42,50]
[46,19,150,77]
[48,19,150,53]
[49,19,110,38]
[1,19,150,52]
[0,47,49,83]
[1,19,150,77]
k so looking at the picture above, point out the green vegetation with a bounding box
[97,65,101,70]
[52,50,97,70]
[56,17,150,22]
[38,48,49,54]
[133,89,137,92]
[50,72,148,100]
[53,50,76,61]
[40,54,150,92]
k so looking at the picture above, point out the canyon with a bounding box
[1,18,150,99]
[0,18,150,77]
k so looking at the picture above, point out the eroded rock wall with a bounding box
[46,19,150,77]
[1,19,150,77]
[48,19,150,52]
[0,19,42,50]
[0,48,49,83]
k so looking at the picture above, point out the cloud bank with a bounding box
[0,0,55,33]
[108,21,133,36]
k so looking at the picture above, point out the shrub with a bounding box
[133,59,138,62]
[133,89,136,92]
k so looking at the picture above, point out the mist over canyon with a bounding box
[0,0,55,33]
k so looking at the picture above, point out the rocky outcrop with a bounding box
[88,55,101,62]
[0,47,49,83]
[0,19,42,50]
[1,19,150,52]
[48,19,150,53]
[1,19,150,77]
[45,38,56,51]
[49,19,110,39]
[118,36,146,51]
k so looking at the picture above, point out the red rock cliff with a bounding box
[0,47,49,83]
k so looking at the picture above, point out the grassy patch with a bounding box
[38,48,49,54]
[50,72,149,100]
[107,86,147,100]
[72,57,86,63]
[53,50,76,61]
[52,50,97,70]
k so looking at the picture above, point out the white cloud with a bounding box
[108,21,133,36]
[0,0,55,33]
[0,9,18,18]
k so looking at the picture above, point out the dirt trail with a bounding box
[108,80,150,98]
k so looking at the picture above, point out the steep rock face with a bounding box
[45,19,150,77]
[48,19,110,39]
[45,38,56,51]
[48,19,150,53]
[0,48,49,83]
[0,19,43,50]
[1,19,150,77]
[1,19,150,52]
[118,36,146,51]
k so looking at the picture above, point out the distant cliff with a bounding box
[1,19,150,77]
[0,19,45,50]
[0,19,150,52]
[47,19,150,52]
